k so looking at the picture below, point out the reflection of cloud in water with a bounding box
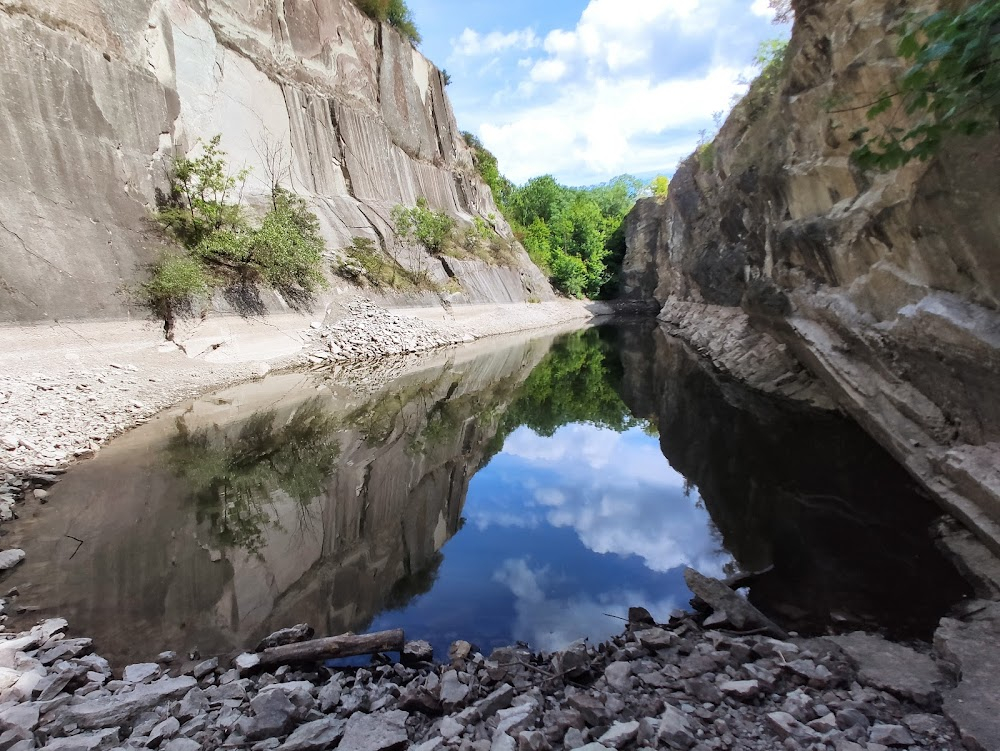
[481,424,729,575]
[494,558,679,653]
[470,510,541,531]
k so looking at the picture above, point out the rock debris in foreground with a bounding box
[0,595,992,751]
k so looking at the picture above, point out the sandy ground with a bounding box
[0,299,597,479]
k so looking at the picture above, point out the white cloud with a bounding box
[479,65,748,182]
[494,558,680,652]
[750,0,776,18]
[496,425,730,575]
[453,28,539,57]
[451,0,786,183]
[529,59,569,84]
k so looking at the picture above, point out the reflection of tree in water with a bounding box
[484,328,650,459]
[383,552,444,611]
[167,398,340,555]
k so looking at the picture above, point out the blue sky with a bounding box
[407,0,790,185]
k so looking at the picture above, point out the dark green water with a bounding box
[3,323,970,665]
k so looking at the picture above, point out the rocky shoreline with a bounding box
[0,571,990,751]
[0,300,594,502]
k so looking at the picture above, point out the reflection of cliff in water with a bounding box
[4,337,554,666]
[615,323,970,639]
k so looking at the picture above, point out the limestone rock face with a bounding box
[0,0,552,322]
[620,0,1000,549]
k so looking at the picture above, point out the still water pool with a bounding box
[4,323,969,665]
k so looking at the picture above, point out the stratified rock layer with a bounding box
[620,0,1000,551]
[0,0,552,322]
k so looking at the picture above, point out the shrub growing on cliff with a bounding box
[649,175,670,198]
[158,135,250,248]
[351,0,421,44]
[152,136,328,330]
[246,189,326,294]
[337,236,437,291]
[734,38,789,123]
[850,0,1000,170]
[141,254,212,338]
[462,131,515,206]
[391,198,455,252]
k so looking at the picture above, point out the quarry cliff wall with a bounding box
[620,0,1000,551]
[0,0,553,323]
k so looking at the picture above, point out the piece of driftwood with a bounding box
[236,629,405,673]
[684,568,789,639]
[255,623,315,652]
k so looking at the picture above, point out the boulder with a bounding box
[277,716,346,751]
[830,632,945,707]
[338,710,409,751]
[62,676,197,729]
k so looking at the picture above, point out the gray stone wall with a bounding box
[0,0,552,322]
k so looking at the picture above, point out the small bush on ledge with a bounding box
[391,198,455,253]
[149,135,328,336]
[391,199,517,267]
[337,237,438,292]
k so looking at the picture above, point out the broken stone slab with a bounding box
[61,676,197,729]
[766,711,819,743]
[0,635,39,670]
[684,568,789,638]
[567,693,609,726]
[604,660,634,692]
[276,716,346,751]
[0,701,40,732]
[599,720,640,749]
[489,732,516,751]
[338,710,408,751]
[0,550,25,572]
[868,723,914,746]
[174,687,210,721]
[935,601,1000,751]
[122,663,160,684]
[191,657,218,679]
[401,640,433,665]
[494,701,539,736]
[829,631,945,708]
[475,684,515,719]
[657,704,695,749]
[438,670,470,711]
[39,727,121,750]
[719,679,760,701]
[237,687,297,741]
[161,740,200,751]
[633,627,677,650]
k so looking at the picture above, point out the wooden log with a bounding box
[254,623,315,652]
[235,629,405,673]
[684,568,789,639]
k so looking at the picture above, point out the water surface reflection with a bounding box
[2,324,969,664]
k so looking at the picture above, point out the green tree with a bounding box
[508,175,571,226]
[158,135,250,248]
[851,0,1000,170]
[462,131,515,207]
[649,175,670,198]
[248,189,327,293]
[152,136,328,332]
[141,254,212,339]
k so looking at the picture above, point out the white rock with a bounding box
[122,662,160,683]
